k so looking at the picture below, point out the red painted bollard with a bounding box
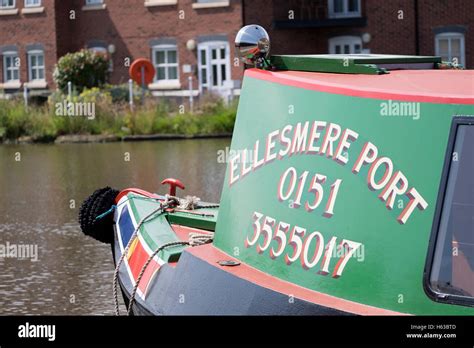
[161,178,185,196]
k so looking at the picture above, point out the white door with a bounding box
[198,41,231,94]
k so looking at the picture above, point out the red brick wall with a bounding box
[417,0,474,68]
[1,0,244,91]
[62,0,244,88]
[1,0,472,92]
[364,0,417,55]
[0,0,57,87]
[244,0,473,68]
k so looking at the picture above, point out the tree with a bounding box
[53,49,109,93]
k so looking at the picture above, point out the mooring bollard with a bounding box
[128,79,134,110]
[67,81,72,101]
[23,84,28,109]
[188,76,194,113]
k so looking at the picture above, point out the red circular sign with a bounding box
[129,58,156,85]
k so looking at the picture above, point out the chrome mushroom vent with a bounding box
[235,25,271,69]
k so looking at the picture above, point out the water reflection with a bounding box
[0,139,229,315]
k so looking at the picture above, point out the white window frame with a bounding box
[3,51,20,83]
[328,0,361,18]
[27,50,45,82]
[329,36,362,54]
[435,32,465,66]
[24,0,40,7]
[152,44,179,83]
[0,0,15,8]
[197,40,231,92]
[86,0,103,4]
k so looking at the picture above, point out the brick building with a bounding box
[246,0,473,68]
[0,0,472,97]
[0,0,244,97]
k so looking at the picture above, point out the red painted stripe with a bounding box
[246,68,474,105]
[115,188,161,203]
[127,239,160,294]
[187,244,408,316]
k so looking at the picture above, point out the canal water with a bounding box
[0,139,230,315]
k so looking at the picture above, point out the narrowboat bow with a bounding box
[80,26,474,315]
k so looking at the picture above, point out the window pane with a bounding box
[344,44,350,54]
[168,66,178,80]
[31,55,37,67]
[212,65,218,86]
[26,0,41,6]
[354,44,361,53]
[13,69,19,80]
[334,0,344,13]
[6,70,12,81]
[438,39,449,55]
[200,49,206,65]
[212,49,217,60]
[220,48,226,60]
[335,45,341,54]
[38,68,44,79]
[1,0,14,7]
[32,69,37,80]
[430,125,474,298]
[157,67,166,80]
[221,64,226,82]
[202,68,207,84]
[451,38,461,55]
[348,0,359,12]
[38,54,44,66]
[156,51,165,64]
[168,50,177,64]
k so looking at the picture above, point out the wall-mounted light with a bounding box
[108,44,116,54]
[186,39,197,51]
[362,33,371,44]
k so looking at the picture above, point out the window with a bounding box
[435,32,465,67]
[0,0,15,8]
[25,0,40,6]
[28,50,45,81]
[425,117,474,306]
[329,36,362,54]
[197,41,230,91]
[86,0,103,4]
[152,45,179,82]
[328,0,361,18]
[193,0,230,9]
[3,52,20,83]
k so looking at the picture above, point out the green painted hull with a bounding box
[214,71,474,315]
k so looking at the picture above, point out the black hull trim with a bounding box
[114,241,353,315]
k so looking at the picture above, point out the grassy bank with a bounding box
[0,89,237,143]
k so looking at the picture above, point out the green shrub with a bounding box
[104,83,144,104]
[0,89,237,141]
[53,49,109,93]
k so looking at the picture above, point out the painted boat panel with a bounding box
[213,69,474,315]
